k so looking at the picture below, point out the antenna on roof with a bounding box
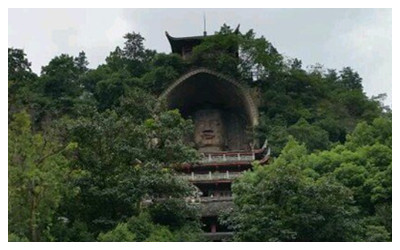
[203,12,207,36]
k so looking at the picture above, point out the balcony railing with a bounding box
[200,196,233,202]
[203,232,234,240]
[200,152,255,164]
[180,171,243,182]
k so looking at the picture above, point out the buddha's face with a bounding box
[194,109,225,152]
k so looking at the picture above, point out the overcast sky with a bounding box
[8,8,392,105]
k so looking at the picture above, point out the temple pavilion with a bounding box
[160,28,270,241]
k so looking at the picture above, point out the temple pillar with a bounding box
[211,223,217,233]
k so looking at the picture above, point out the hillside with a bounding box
[8,25,391,242]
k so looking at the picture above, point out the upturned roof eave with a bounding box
[165,31,208,53]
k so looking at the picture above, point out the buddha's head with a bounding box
[194,109,225,152]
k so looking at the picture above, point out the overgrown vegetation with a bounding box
[222,118,391,241]
[8,24,391,241]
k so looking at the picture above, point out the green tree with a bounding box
[99,211,203,242]
[8,111,78,241]
[8,48,38,120]
[8,25,391,242]
[40,54,82,99]
[105,46,126,72]
[140,53,188,94]
[339,67,363,90]
[74,51,89,73]
[190,24,283,81]
[300,117,392,240]
[33,54,85,123]
[8,48,36,82]
[62,106,198,236]
[122,31,156,76]
[287,118,331,152]
[224,138,358,241]
[98,223,136,242]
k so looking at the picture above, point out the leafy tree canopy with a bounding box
[8,25,391,242]
[225,116,391,241]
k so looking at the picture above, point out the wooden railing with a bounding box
[180,171,242,181]
[200,152,255,164]
[199,196,233,202]
[203,232,234,241]
[203,232,234,237]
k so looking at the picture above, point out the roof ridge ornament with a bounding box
[203,12,207,37]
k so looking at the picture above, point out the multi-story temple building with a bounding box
[160,29,270,241]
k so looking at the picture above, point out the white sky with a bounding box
[8,8,392,105]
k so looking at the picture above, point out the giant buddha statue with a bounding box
[194,109,226,152]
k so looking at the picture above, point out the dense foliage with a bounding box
[8,24,391,242]
[222,119,391,241]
